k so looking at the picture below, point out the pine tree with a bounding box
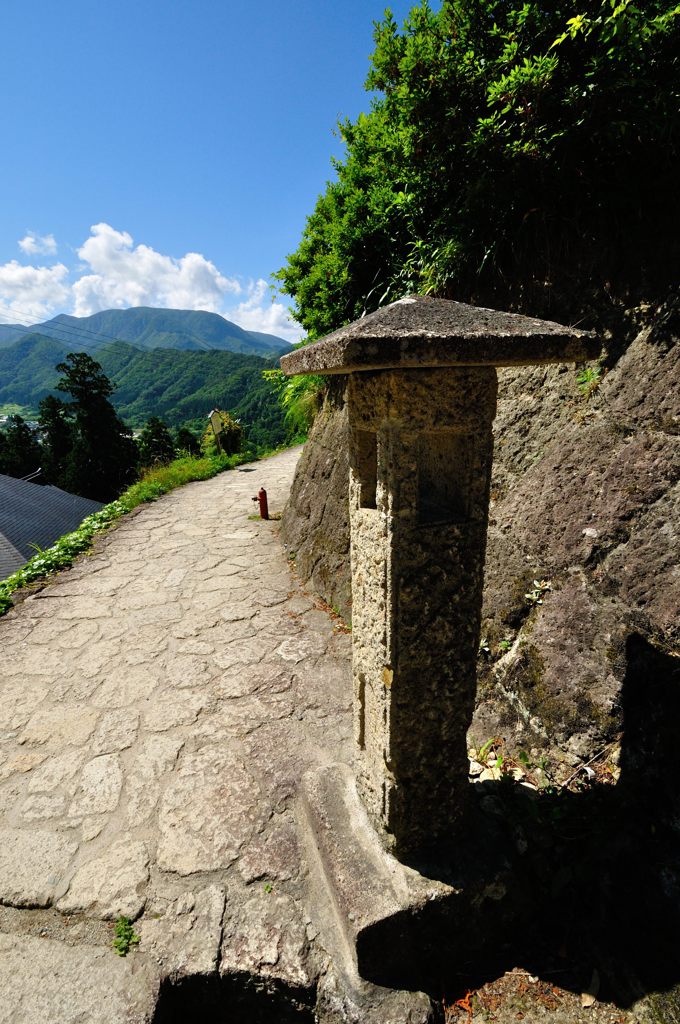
[38,395,75,486]
[55,353,139,502]
[138,417,176,467]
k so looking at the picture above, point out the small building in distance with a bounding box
[0,474,103,579]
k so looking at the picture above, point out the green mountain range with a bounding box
[0,306,291,358]
[0,324,26,346]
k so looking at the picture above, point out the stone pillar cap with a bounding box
[280,295,599,376]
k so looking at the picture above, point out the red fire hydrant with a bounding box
[252,487,269,520]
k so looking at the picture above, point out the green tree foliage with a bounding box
[38,395,74,483]
[201,409,243,458]
[138,416,176,468]
[52,353,139,502]
[174,426,201,457]
[277,0,680,335]
[0,414,41,479]
[262,369,324,435]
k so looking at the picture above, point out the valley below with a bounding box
[0,306,294,450]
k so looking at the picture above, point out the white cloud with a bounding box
[18,232,58,256]
[72,223,241,316]
[0,260,70,324]
[226,278,302,344]
[0,223,302,343]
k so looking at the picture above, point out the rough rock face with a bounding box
[280,310,680,773]
[281,378,352,620]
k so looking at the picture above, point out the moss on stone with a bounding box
[646,987,680,1023]
[514,645,611,740]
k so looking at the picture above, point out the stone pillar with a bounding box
[348,367,497,853]
[281,295,598,860]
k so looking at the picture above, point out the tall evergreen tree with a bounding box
[138,416,176,467]
[55,353,138,502]
[38,395,75,486]
[0,415,42,479]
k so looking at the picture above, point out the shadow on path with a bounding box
[152,974,316,1024]
[359,634,680,1012]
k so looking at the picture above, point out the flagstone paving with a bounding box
[0,447,357,1021]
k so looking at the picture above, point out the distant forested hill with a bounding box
[0,306,291,358]
[97,343,287,447]
[0,334,68,403]
[0,334,288,450]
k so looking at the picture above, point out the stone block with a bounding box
[220,891,315,990]
[281,295,598,376]
[0,933,158,1023]
[156,745,262,874]
[57,839,150,919]
[298,764,454,991]
[139,885,225,976]
[0,828,77,907]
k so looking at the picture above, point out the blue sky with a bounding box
[0,0,422,340]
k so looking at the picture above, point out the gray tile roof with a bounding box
[0,530,24,580]
[0,474,103,579]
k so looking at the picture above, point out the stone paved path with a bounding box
[0,448,354,1021]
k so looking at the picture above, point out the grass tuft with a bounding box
[112,916,140,956]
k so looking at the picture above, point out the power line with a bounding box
[0,319,117,354]
[0,303,139,351]
[0,314,125,351]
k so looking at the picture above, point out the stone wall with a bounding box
[280,308,680,774]
[475,313,679,770]
[280,378,351,619]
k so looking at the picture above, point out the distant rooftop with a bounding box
[0,475,103,579]
[280,295,599,375]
